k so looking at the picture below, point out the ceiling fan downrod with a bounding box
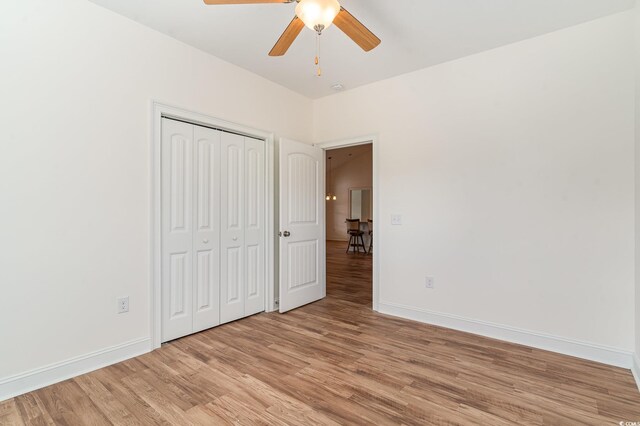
[315,28,322,76]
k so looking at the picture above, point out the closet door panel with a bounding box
[193,126,221,332]
[220,133,245,324]
[244,137,265,316]
[161,119,194,342]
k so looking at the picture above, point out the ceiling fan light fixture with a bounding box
[295,0,341,32]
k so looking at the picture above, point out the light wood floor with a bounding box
[2,241,639,425]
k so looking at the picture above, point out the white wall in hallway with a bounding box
[0,0,312,385]
[314,11,636,352]
[326,146,373,242]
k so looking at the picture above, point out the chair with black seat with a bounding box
[346,219,366,253]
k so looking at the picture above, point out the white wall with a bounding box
[314,11,636,353]
[0,0,312,384]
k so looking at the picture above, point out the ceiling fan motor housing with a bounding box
[295,0,341,31]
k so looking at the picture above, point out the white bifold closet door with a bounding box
[220,133,265,324]
[161,118,265,343]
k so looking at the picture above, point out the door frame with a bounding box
[150,101,276,349]
[314,135,380,311]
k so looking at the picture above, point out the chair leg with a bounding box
[346,235,352,253]
[368,233,373,254]
[359,234,366,253]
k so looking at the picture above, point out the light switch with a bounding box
[391,214,402,225]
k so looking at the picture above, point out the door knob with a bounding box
[283,231,291,237]
[232,237,238,241]
[203,239,209,244]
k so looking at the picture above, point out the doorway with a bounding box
[322,141,375,309]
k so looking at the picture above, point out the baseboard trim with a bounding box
[631,353,640,392]
[378,301,633,369]
[0,337,151,402]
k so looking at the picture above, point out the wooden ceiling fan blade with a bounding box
[269,16,304,56]
[333,7,381,52]
[203,0,290,4]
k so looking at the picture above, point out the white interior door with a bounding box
[279,138,325,313]
[192,125,221,333]
[220,132,245,324]
[161,119,194,341]
[244,137,265,316]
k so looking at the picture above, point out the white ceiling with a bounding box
[88,0,634,99]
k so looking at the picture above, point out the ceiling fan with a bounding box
[202,0,381,57]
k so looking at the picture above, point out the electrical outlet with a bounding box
[391,214,402,225]
[117,297,129,314]
[425,277,434,289]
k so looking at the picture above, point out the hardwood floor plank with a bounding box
[2,240,639,424]
[12,393,57,426]
[35,380,112,426]
[118,375,193,425]
[89,370,173,426]
[73,375,141,426]
[0,398,26,426]
[203,395,285,426]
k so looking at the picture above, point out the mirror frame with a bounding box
[348,187,373,221]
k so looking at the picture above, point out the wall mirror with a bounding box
[349,188,372,221]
